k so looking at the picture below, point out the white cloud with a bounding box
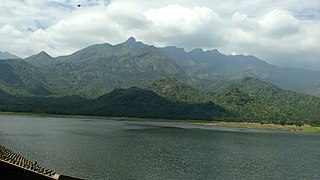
[221,9,320,69]
[142,4,225,48]
[260,10,301,38]
[0,0,319,70]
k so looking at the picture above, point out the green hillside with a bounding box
[40,38,185,98]
[24,51,55,67]
[1,38,320,125]
[160,46,320,97]
[0,87,231,120]
[143,77,320,126]
[87,87,230,119]
[0,59,51,96]
[142,77,208,103]
[0,76,319,125]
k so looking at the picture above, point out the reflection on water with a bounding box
[0,115,320,179]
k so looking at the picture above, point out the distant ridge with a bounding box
[0,37,319,98]
[160,45,320,96]
[0,37,319,126]
[0,51,19,60]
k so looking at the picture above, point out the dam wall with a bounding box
[0,145,82,180]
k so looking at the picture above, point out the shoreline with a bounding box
[1,112,319,133]
[0,111,206,123]
[192,122,320,133]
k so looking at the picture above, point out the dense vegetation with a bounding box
[143,77,320,126]
[1,38,320,126]
[87,87,230,119]
[0,87,231,120]
[0,77,319,126]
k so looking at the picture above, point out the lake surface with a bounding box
[0,115,320,180]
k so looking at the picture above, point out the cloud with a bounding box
[0,0,319,70]
[222,9,320,69]
[142,4,225,48]
[260,10,300,38]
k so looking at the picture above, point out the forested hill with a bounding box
[143,77,320,126]
[0,77,319,126]
[87,87,230,119]
[0,87,231,121]
[1,38,320,125]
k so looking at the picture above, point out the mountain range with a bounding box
[160,46,320,96]
[2,37,320,98]
[0,51,19,60]
[0,37,320,125]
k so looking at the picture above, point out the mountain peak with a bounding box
[32,51,52,59]
[125,37,136,44]
[38,51,51,56]
[190,48,204,53]
[207,49,220,54]
[119,37,149,49]
[24,51,54,67]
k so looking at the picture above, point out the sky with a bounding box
[0,0,320,70]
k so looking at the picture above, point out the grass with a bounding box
[192,121,320,133]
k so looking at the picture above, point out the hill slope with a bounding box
[0,37,319,125]
[36,38,186,98]
[0,37,315,98]
[0,59,51,96]
[0,75,319,125]
[0,87,231,120]
[89,87,230,119]
[143,77,320,126]
[214,77,320,124]
[24,51,55,67]
[0,51,19,60]
[160,46,320,96]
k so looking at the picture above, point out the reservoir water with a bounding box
[0,115,320,180]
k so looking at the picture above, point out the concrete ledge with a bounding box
[0,160,59,180]
[0,145,83,180]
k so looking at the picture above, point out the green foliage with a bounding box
[142,77,320,126]
[211,78,320,126]
[0,77,319,126]
[0,87,231,120]
[0,60,51,96]
[1,38,320,125]
[87,87,231,119]
[142,77,207,103]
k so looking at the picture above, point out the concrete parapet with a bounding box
[0,145,83,180]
